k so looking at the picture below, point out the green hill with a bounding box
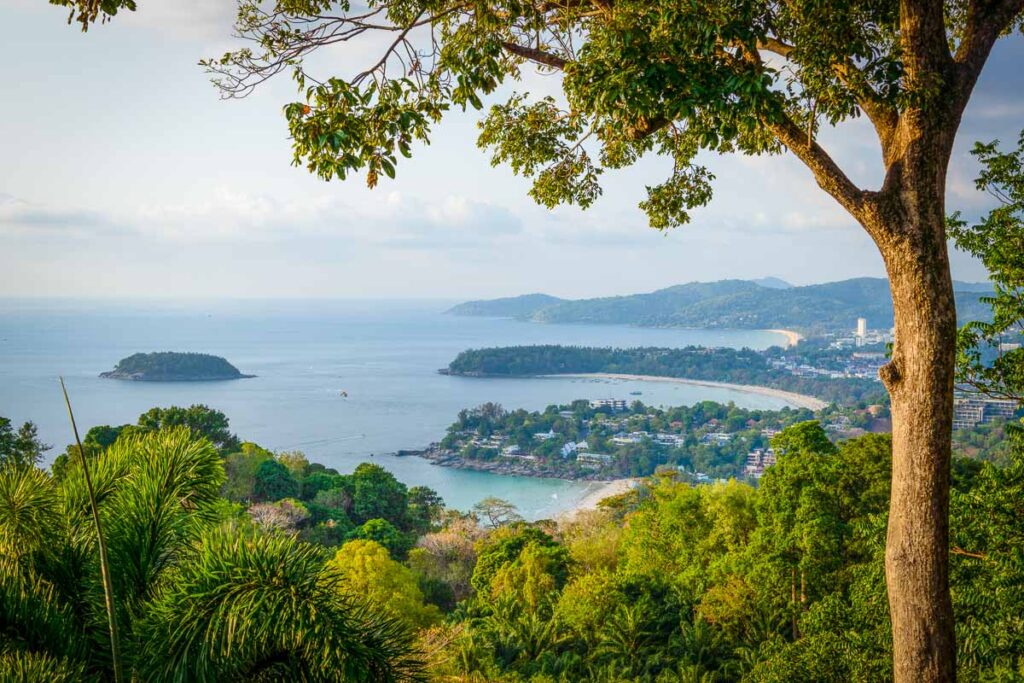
[100,352,254,381]
[446,293,565,317]
[447,277,992,332]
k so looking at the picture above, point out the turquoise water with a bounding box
[0,299,789,518]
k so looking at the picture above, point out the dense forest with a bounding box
[100,352,253,381]
[445,345,885,405]
[3,408,1022,681]
[448,278,992,333]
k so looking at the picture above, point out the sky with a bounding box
[0,1,1022,300]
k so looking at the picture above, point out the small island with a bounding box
[100,352,254,382]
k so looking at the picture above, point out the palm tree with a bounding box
[0,428,425,682]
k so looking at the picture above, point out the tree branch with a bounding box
[955,0,1024,107]
[500,41,569,69]
[951,546,988,560]
[754,37,899,161]
[765,111,870,224]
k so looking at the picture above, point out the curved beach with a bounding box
[546,373,828,410]
[567,478,639,516]
[766,328,803,348]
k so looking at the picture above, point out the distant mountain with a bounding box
[751,277,792,289]
[446,293,565,318]
[447,278,993,332]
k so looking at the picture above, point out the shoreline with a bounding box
[570,478,639,515]
[545,373,828,410]
[765,328,803,348]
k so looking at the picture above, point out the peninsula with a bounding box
[100,352,254,382]
[447,277,992,334]
[441,344,887,406]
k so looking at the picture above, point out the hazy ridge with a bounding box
[448,277,993,332]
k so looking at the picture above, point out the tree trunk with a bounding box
[873,173,958,682]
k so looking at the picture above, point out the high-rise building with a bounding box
[856,317,867,338]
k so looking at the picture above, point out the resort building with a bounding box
[953,395,1019,430]
[744,447,777,479]
[589,399,628,412]
[576,452,613,466]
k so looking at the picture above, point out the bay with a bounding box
[0,299,791,519]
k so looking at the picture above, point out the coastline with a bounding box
[545,373,828,410]
[570,478,639,514]
[765,328,803,348]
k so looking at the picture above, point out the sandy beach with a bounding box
[548,373,828,410]
[766,328,804,348]
[570,478,639,515]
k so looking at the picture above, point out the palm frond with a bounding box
[0,650,95,683]
[0,465,60,565]
[134,525,426,683]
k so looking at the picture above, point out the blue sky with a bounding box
[1,0,1021,299]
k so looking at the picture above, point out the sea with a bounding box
[0,299,791,519]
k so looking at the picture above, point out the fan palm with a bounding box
[0,427,424,681]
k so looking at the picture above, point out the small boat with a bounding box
[339,390,348,397]
[629,391,643,396]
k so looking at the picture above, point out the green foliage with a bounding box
[350,518,412,558]
[134,527,424,682]
[351,463,409,527]
[101,352,250,382]
[0,418,50,470]
[446,344,882,405]
[328,539,442,629]
[472,496,523,528]
[47,0,136,31]
[221,446,274,502]
[471,526,570,595]
[134,405,241,453]
[0,650,92,682]
[949,130,1024,403]
[407,485,445,533]
[0,427,426,681]
[253,459,300,502]
[300,471,342,501]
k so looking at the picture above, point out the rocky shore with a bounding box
[395,445,612,481]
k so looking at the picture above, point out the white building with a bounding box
[701,432,733,446]
[953,395,1019,430]
[856,317,867,338]
[611,431,649,445]
[590,399,628,412]
[560,441,588,458]
[576,452,613,465]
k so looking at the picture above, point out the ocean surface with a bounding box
[0,299,790,519]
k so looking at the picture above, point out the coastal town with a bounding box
[405,397,899,482]
[409,319,1023,482]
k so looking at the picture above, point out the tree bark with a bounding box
[870,163,958,682]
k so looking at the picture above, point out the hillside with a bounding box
[446,293,565,317]
[447,277,992,332]
[100,352,254,381]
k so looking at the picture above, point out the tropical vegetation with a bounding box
[100,352,253,382]
[446,345,885,405]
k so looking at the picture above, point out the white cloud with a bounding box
[0,188,524,249]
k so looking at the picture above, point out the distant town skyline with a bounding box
[1,0,1021,299]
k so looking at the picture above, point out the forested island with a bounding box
[448,277,992,333]
[100,352,254,381]
[443,344,887,406]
